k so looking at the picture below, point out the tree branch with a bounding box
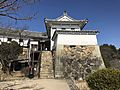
[0,13,33,20]
[0,0,17,9]
[0,0,8,4]
[0,0,39,21]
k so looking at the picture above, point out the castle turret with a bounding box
[45,11,105,78]
[45,11,88,50]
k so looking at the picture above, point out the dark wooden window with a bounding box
[70,45,76,48]
[61,28,66,30]
[71,28,75,30]
[52,28,56,29]
[19,39,23,42]
[7,38,12,41]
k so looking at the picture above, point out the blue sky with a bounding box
[0,0,120,48]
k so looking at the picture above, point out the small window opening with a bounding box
[8,38,12,41]
[71,28,75,30]
[61,28,66,30]
[19,39,23,42]
[70,45,76,48]
[52,28,56,29]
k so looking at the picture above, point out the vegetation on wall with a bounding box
[87,69,120,90]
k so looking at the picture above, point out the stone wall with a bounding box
[62,45,105,79]
[54,45,64,78]
[40,51,54,78]
[0,62,3,80]
[54,45,105,79]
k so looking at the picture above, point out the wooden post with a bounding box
[38,43,42,78]
[32,50,34,75]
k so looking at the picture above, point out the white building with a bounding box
[45,11,89,50]
[45,11,105,78]
[0,28,48,62]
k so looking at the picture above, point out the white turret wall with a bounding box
[56,34,98,46]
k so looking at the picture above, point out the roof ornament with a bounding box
[63,11,68,16]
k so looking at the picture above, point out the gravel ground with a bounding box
[0,79,70,90]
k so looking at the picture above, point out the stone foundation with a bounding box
[54,45,105,78]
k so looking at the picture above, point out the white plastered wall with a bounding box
[56,34,98,45]
[0,36,29,46]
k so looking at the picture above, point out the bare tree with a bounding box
[0,0,39,20]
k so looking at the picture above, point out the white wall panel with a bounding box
[57,34,97,45]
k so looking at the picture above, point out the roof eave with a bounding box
[52,30,99,41]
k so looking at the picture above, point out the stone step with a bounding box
[40,51,54,79]
[40,73,53,75]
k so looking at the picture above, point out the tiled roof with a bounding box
[0,28,48,39]
[45,11,88,22]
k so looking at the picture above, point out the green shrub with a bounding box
[86,69,120,90]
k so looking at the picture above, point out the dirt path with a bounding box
[0,79,70,90]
